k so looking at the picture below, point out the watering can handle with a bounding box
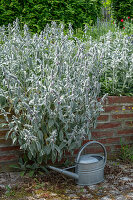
[76,141,107,165]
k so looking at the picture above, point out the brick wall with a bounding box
[91,96,133,156]
[0,96,133,171]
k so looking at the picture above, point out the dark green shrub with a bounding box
[111,0,133,23]
[0,0,23,25]
[0,0,103,33]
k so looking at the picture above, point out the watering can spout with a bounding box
[48,165,79,180]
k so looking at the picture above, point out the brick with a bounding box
[82,140,91,146]
[103,106,121,112]
[108,96,133,104]
[112,113,133,119]
[117,129,133,135]
[125,121,133,127]
[0,146,20,151]
[98,137,120,144]
[92,131,114,138]
[114,145,121,150]
[106,137,120,144]
[85,146,111,153]
[0,138,13,146]
[0,155,18,162]
[113,136,133,145]
[96,122,121,129]
[124,136,133,143]
[79,140,111,152]
[104,146,111,152]
[0,130,9,138]
[104,105,133,112]
[125,106,133,110]
[85,147,103,154]
[97,115,109,121]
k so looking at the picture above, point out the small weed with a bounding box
[34,183,45,190]
[10,155,49,178]
[5,185,15,197]
[120,139,133,163]
[80,187,84,192]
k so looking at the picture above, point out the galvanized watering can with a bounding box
[48,141,107,186]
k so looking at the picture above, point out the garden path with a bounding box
[0,161,133,200]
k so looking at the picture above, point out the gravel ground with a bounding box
[0,161,133,200]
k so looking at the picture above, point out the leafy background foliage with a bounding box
[98,33,133,96]
[0,0,103,33]
[111,0,133,23]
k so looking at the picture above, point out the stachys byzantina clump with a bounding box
[0,20,106,164]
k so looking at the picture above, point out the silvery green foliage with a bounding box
[0,20,106,164]
[85,31,133,95]
[100,32,133,95]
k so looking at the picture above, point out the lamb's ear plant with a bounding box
[94,30,133,96]
[0,20,106,165]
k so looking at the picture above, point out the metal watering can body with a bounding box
[48,141,107,186]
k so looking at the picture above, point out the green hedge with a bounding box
[0,0,103,33]
[111,0,133,23]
